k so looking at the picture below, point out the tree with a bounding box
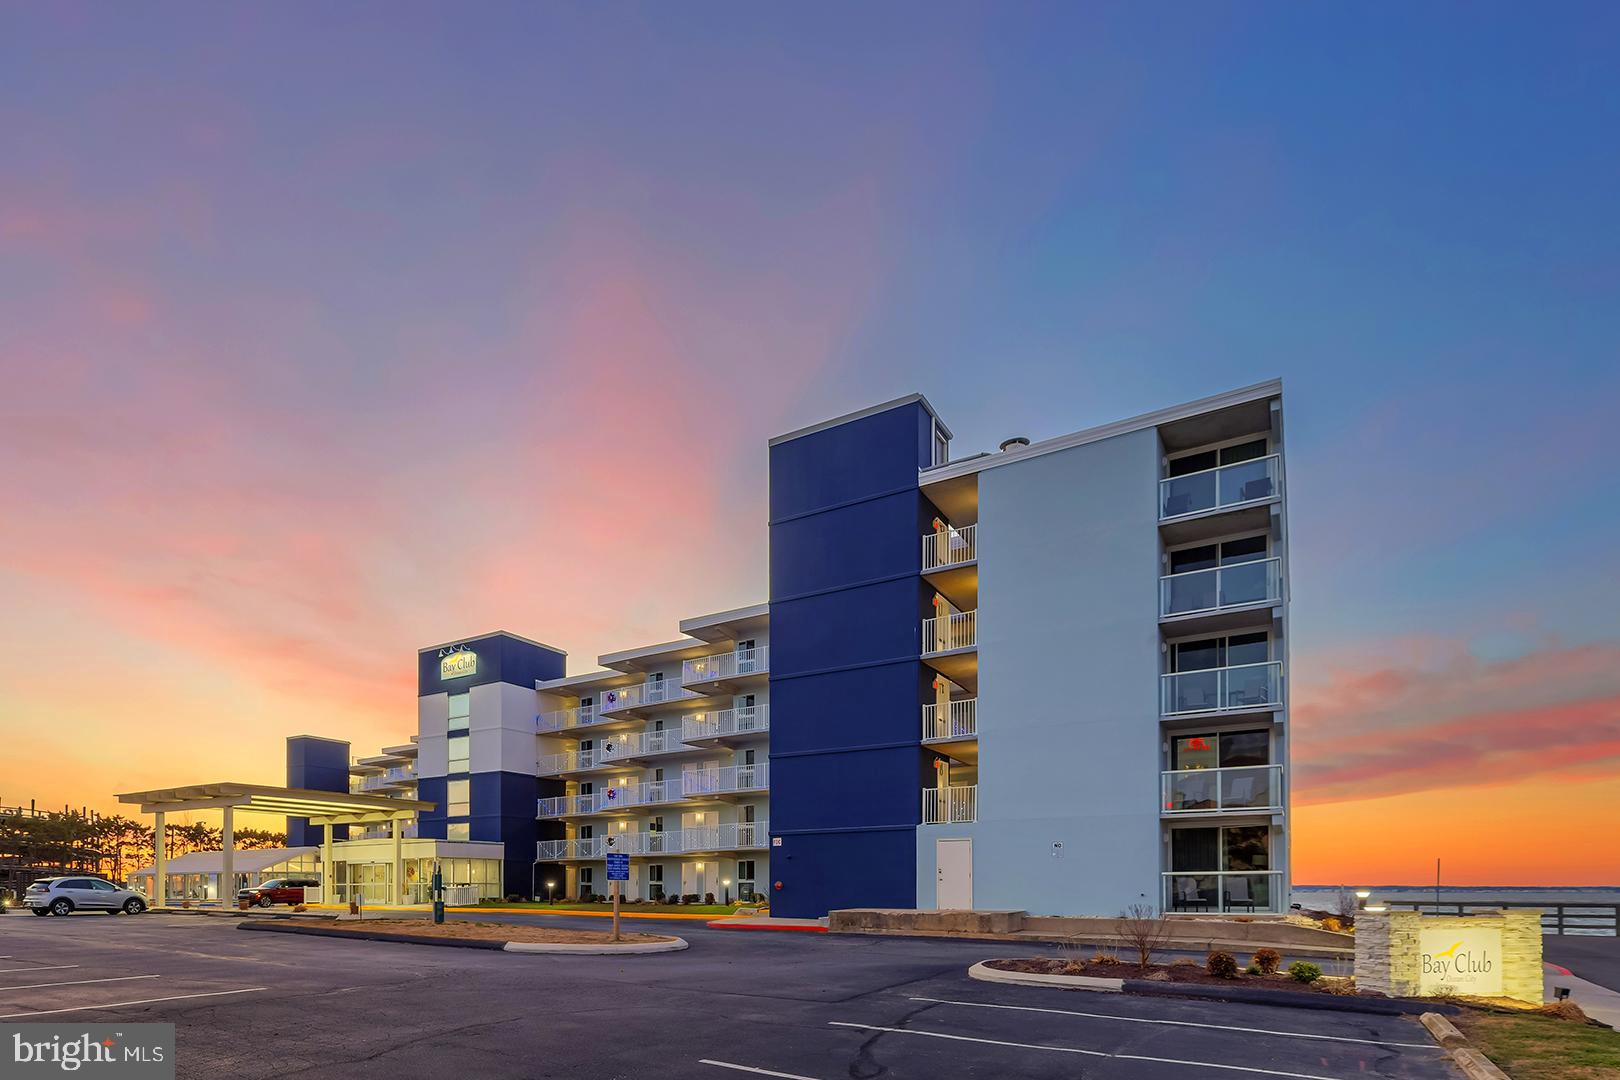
[1117,902,1173,972]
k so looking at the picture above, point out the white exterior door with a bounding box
[935,838,973,910]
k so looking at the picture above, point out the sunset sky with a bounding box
[2,4,1616,886]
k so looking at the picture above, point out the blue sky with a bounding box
[2,2,1616,880]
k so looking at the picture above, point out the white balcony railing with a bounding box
[922,785,977,824]
[599,680,700,714]
[536,748,610,775]
[682,763,770,798]
[536,704,600,734]
[681,646,771,686]
[1163,870,1284,913]
[922,610,977,655]
[351,766,417,793]
[923,524,977,571]
[1161,661,1282,715]
[537,821,771,861]
[1161,764,1283,814]
[600,728,695,763]
[1160,558,1281,618]
[682,705,770,743]
[922,698,977,741]
[1159,454,1280,520]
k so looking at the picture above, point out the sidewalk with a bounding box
[707,915,828,933]
[1546,962,1620,1028]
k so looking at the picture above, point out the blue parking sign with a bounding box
[606,852,630,881]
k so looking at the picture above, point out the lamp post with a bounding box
[723,878,732,906]
[1355,889,1371,911]
[545,880,555,905]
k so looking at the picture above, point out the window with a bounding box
[737,859,756,900]
[448,692,470,733]
[932,419,950,468]
[447,734,469,773]
[447,823,470,841]
[1172,632,1269,672]
[1169,535,1269,575]
[1166,438,1267,477]
[649,816,664,833]
[1170,825,1271,871]
[1172,731,1271,770]
[90,880,117,892]
[579,868,594,900]
[447,778,470,816]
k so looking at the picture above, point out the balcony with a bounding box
[536,704,601,734]
[599,728,701,764]
[535,748,630,776]
[1161,662,1282,717]
[599,680,702,717]
[350,766,417,793]
[681,646,771,692]
[922,610,976,655]
[922,785,977,824]
[1160,455,1280,521]
[682,705,770,746]
[536,821,771,861]
[1160,558,1281,623]
[1162,765,1283,815]
[682,763,769,799]
[922,698,977,742]
[922,524,976,571]
[1163,870,1284,914]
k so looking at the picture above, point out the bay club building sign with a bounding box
[439,647,477,680]
[1355,909,1542,1003]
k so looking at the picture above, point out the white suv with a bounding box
[23,877,148,916]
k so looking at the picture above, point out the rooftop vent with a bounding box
[999,436,1031,452]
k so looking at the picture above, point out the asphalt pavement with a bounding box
[0,909,1456,1080]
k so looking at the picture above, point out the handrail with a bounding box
[681,646,771,686]
[1160,558,1281,618]
[1161,764,1283,814]
[922,698,977,740]
[1160,661,1283,715]
[923,524,977,571]
[922,610,977,654]
[1159,453,1280,520]
[922,785,977,824]
[682,705,770,742]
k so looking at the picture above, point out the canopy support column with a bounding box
[322,824,335,907]
[392,818,405,905]
[221,805,234,904]
[153,811,166,908]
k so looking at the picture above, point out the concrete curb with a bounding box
[706,920,827,933]
[1418,1013,1512,1080]
[1450,1048,1511,1080]
[503,937,688,955]
[239,920,685,954]
[831,927,1350,959]
[969,960,1123,992]
[967,960,1455,1016]
[1419,1012,1468,1049]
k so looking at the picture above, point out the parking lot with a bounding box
[0,910,1457,1079]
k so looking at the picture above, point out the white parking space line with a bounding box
[0,975,160,992]
[700,1061,823,1079]
[909,996,1439,1050]
[0,987,268,1019]
[829,1022,1345,1080]
[0,965,79,974]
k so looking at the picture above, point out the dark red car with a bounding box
[236,878,320,907]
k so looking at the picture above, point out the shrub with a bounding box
[1245,963,1262,975]
[1089,952,1121,967]
[682,893,701,904]
[1288,961,1322,984]
[1118,902,1173,970]
[1206,951,1239,979]
[292,903,308,913]
[1251,948,1282,975]
[1170,957,1201,969]
[704,892,716,905]
[665,894,681,905]
[1320,916,1343,933]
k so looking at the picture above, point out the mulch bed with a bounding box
[986,957,1365,996]
[320,919,673,945]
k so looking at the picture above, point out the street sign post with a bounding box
[606,852,629,942]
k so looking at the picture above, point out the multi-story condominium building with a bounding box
[296,381,1289,917]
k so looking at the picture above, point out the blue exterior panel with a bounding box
[471,770,540,899]
[768,399,938,917]
[418,633,565,697]
[416,775,447,840]
[285,736,350,846]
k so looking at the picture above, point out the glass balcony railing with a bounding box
[1161,764,1282,814]
[1160,558,1281,618]
[1160,455,1280,520]
[1163,870,1283,913]
[1161,662,1282,715]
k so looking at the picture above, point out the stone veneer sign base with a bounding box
[1355,909,1543,1004]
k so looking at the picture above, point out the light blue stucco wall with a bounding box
[916,426,1164,915]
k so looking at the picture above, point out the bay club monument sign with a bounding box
[1355,908,1543,1004]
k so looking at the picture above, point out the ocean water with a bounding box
[1291,885,1620,935]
